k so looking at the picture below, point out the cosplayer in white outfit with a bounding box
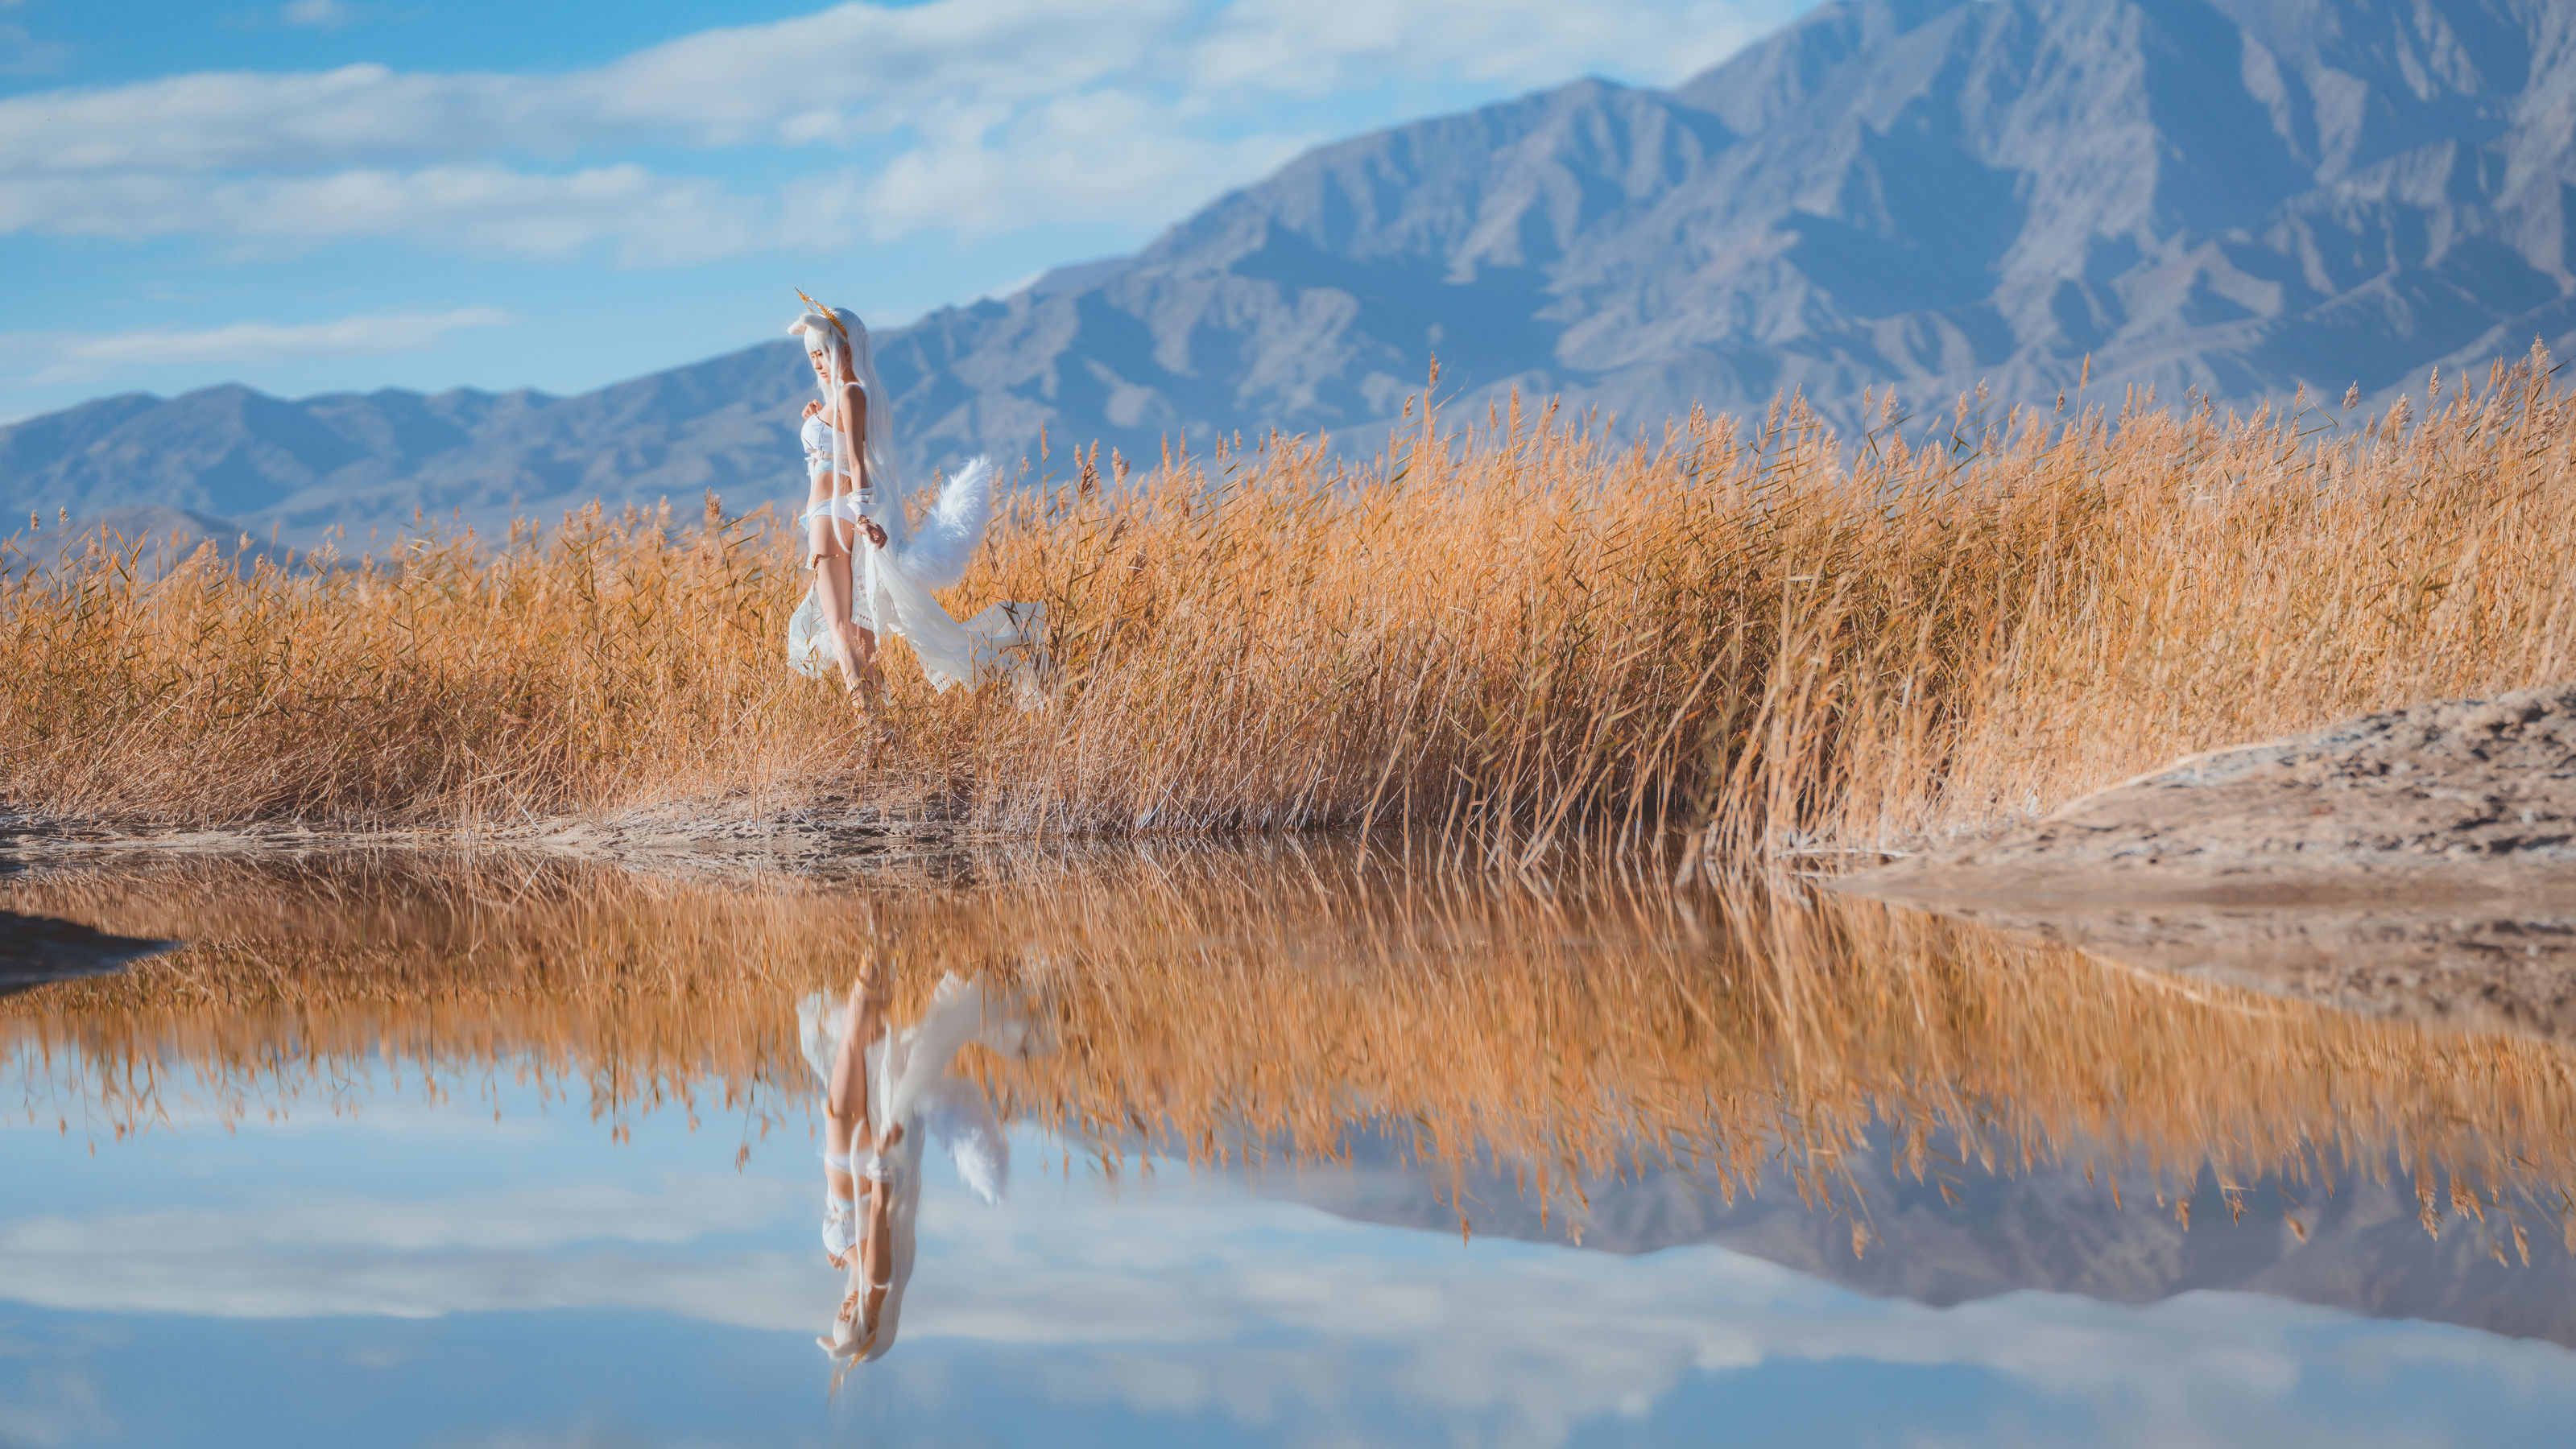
[784,295,1046,702]
[800,972,1032,1368]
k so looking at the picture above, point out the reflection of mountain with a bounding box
[10,0,2576,545]
[1261,1127,2576,1350]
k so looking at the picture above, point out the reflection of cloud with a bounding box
[8,1152,2574,1449]
[907,1197,2347,1449]
[0,1342,115,1448]
[6,1173,791,1254]
[0,1174,801,1320]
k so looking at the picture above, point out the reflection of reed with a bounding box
[8,846,2576,1246]
[0,852,858,1146]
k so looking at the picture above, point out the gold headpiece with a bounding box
[795,289,850,346]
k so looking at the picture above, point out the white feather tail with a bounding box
[899,455,996,591]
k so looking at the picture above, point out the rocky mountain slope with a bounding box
[6,0,2572,545]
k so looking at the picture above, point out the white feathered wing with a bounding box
[892,456,996,591]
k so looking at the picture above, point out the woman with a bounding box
[798,967,1032,1369]
[785,296,1048,705]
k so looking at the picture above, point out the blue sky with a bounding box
[0,0,1813,425]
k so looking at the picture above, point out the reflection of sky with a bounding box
[6,1059,2576,1447]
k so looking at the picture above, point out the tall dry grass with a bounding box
[6,350,2574,856]
[10,847,2576,1248]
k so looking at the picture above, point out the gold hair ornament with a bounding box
[795,289,852,348]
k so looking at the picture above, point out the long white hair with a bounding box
[790,300,910,553]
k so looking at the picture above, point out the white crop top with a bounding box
[803,381,870,485]
[801,412,836,481]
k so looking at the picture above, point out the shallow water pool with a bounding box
[6,845,2576,1447]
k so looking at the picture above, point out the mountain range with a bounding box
[6,0,2574,546]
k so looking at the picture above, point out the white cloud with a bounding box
[51,307,513,368]
[588,0,1186,146]
[1193,0,1786,95]
[0,165,755,264]
[850,92,1310,239]
[0,0,1800,264]
[8,306,517,386]
[0,1369,114,1449]
[280,0,358,28]
[0,20,68,79]
[0,0,1189,177]
[0,65,537,176]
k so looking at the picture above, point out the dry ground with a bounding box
[1842,680,2576,1033]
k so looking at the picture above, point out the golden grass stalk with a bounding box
[9,848,2576,1246]
[6,348,2574,855]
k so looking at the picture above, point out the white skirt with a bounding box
[787,539,1047,704]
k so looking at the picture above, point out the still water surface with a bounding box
[6,845,2576,1447]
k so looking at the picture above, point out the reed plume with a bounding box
[5,347,2572,859]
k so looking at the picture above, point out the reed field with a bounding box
[10,847,2576,1250]
[5,352,2575,858]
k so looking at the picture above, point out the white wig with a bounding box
[790,310,850,365]
[785,299,907,547]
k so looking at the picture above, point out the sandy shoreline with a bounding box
[1840,681,2576,1036]
[0,795,977,879]
[16,683,2576,1035]
[1846,682,2576,903]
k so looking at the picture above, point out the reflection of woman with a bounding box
[784,296,1047,704]
[799,968,1027,1367]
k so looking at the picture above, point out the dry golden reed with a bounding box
[6,349,2574,856]
[10,847,2576,1248]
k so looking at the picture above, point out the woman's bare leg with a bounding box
[822,968,888,1243]
[831,962,899,1339]
[811,548,868,696]
[808,492,883,701]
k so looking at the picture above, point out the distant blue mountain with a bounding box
[8,0,2573,544]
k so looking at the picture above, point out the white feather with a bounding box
[895,455,995,592]
[922,1083,1011,1205]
